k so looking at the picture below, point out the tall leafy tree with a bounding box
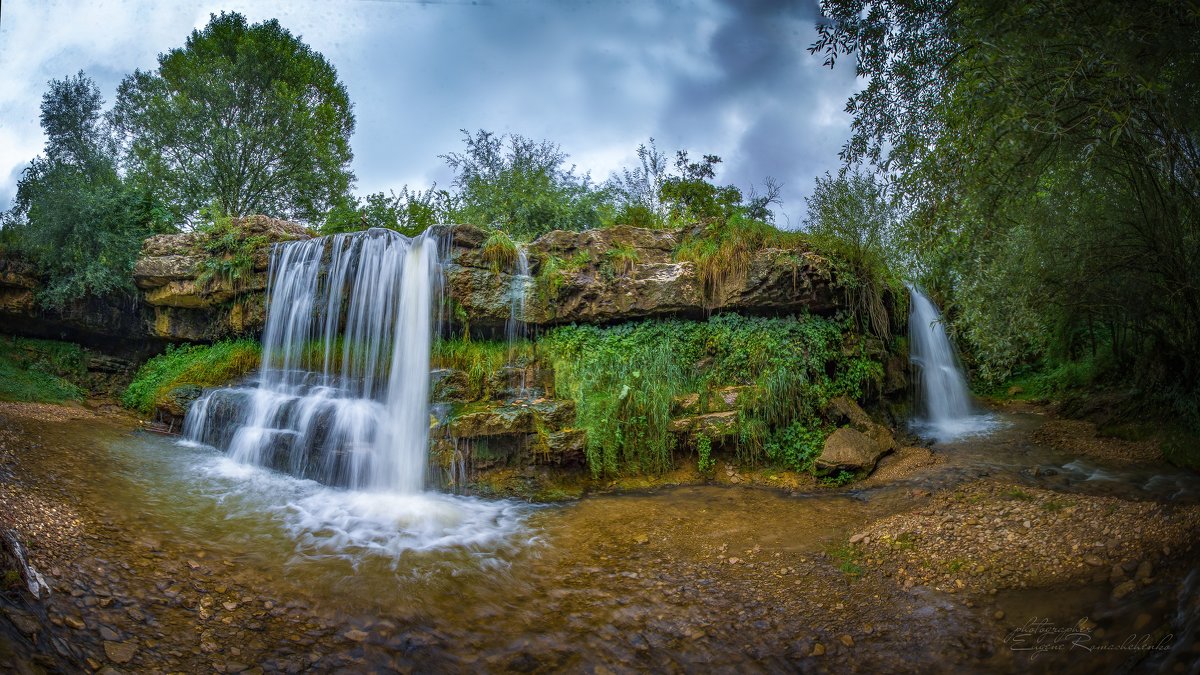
[111,11,355,225]
[812,0,1200,414]
[5,72,169,309]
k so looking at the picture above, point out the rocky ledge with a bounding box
[3,218,849,345]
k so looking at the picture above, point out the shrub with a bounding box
[0,337,87,402]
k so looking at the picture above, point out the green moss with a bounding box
[122,339,261,414]
[0,336,87,402]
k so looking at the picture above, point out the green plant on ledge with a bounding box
[193,217,268,293]
[481,229,519,273]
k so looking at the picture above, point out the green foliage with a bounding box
[442,130,613,239]
[4,72,172,309]
[805,170,902,341]
[321,186,452,236]
[606,138,669,229]
[602,242,639,278]
[659,151,743,222]
[829,542,864,577]
[122,339,261,414]
[675,213,804,306]
[543,313,880,477]
[481,229,519,273]
[112,11,355,225]
[814,0,1200,421]
[432,338,533,400]
[192,217,267,291]
[0,337,87,402]
[695,433,715,474]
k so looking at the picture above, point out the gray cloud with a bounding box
[0,0,859,226]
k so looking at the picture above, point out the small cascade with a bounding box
[504,245,531,397]
[907,285,996,442]
[182,227,441,492]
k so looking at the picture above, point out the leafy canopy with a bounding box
[3,72,170,309]
[112,11,355,225]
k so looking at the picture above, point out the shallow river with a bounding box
[2,407,1198,673]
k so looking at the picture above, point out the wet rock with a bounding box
[811,642,826,656]
[839,634,854,647]
[816,427,884,473]
[1083,554,1104,566]
[343,629,369,642]
[99,625,120,641]
[64,615,86,630]
[1112,580,1137,600]
[1135,560,1153,582]
[103,640,137,664]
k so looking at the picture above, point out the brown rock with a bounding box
[816,427,884,472]
[103,640,137,664]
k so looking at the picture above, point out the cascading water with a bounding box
[504,245,531,397]
[907,285,997,442]
[183,227,439,492]
[181,227,531,557]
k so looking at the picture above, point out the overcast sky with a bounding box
[0,0,858,228]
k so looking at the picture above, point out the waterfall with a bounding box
[907,285,996,442]
[504,245,531,397]
[182,227,441,492]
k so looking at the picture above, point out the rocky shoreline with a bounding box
[2,401,1198,673]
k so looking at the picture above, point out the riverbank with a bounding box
[1,401,1197,672]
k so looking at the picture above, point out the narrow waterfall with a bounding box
[908,285,995,442]
[183,227,441,492]
[504,245,531,396]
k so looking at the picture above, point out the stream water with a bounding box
[5,405,1197,673]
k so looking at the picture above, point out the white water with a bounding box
[183,228,440,493]
[504,245,532,397]
[908,285,998,442]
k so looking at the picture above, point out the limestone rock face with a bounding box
[441,223,842,331]
[133,216,311,340]
[816,427,886,473]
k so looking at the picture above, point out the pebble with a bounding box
[103,640,137,664]
[993,610,1005,620]
[99,625,120,641]
[343,629,368,642]
[839,634,854,647]
[811,642,825,656]
[1112,580,1137,600]
[64,615,86,630]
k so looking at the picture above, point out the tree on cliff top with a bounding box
[111,11,355,226]
[4,72,170,309]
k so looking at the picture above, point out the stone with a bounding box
[1111,580,1137,600]
[839,634,854,647]
[99,625,120,641]
[103,641,137,664]
[816,427,885,472]
[811,642,825,656]
[344,629,369,642]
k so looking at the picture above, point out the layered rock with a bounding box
[442,224,842,330]
[133,216,310,341]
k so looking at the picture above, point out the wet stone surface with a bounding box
[1,401,1198,673]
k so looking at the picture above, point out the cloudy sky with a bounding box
[0,0,858,228]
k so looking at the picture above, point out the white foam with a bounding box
[188,446,535,563]
[910,412,1004,444]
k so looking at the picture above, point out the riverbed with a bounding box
[1,402,1197,673]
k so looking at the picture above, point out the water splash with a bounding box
[907,285,997,442]
[183,228,441,493]
[504,244,532,398]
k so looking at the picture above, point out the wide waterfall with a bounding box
[908,285,996,442]
[183,228,441,492]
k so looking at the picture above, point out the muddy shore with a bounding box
[1,401,1198,673]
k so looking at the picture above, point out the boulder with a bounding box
[816,427,885,472]
[669,411,740,437]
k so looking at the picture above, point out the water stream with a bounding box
[908,285,998,443]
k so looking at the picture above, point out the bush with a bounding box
[122,339,261,414]
[542,313,881,477]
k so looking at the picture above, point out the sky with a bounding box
[0,0,860,228]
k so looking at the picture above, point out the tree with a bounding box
[812,0,1200,418]
[111,11,355,225]
[4,72,170,309]
[441,129,612,239]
